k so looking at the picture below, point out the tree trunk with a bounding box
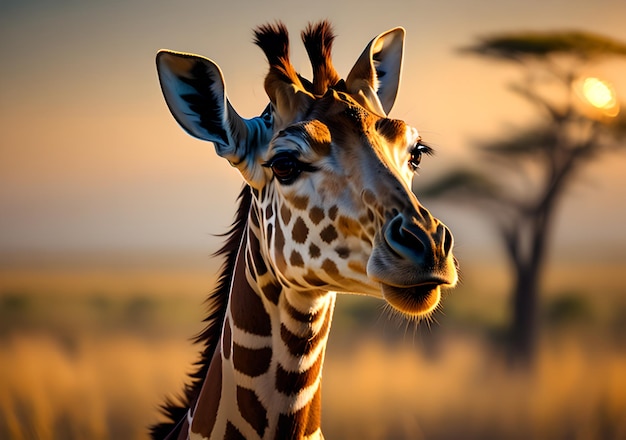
[510,260,540,365]
[508,196,555,366]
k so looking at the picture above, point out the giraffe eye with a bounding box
[263,152,317,185]
[409,142,433,173]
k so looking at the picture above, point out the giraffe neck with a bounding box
[189,202,336,440]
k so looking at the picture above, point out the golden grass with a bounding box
[1,333,625,440]
[322,337,626,440]
[0,335,197,440]
[1,259,625,439]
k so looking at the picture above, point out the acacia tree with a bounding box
[423,31,626,364]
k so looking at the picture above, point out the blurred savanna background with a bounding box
[2,0,626,439]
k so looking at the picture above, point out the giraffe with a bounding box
[152,21,457,440]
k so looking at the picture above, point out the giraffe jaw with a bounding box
[380,282,442,317]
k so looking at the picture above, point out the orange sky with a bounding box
[1,0,626,262]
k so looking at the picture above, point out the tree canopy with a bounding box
[460,30,626,61]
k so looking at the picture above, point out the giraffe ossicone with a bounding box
[153,20,457,440]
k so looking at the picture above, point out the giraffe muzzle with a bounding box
[367,212,457,316]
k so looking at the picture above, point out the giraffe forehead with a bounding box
[273,119,332,156]
[319,101,413,164]
[269,91,383,159]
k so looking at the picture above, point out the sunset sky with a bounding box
[2,0,626,263]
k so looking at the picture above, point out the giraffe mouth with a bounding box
[380,282,441,317]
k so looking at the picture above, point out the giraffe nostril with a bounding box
[384,215,427,264]
[442,225,453,256]
[398,224,426,255]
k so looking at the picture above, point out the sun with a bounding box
[582,78,615,109]
[579,77,619,117]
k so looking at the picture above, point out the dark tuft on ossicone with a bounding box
[253,22,290,65]
[301,20,341,95]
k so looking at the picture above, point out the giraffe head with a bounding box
[156,21,457,317]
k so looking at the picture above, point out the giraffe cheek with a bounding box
[291,217,310,244]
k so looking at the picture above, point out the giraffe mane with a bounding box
[150,185,252,440]
[301,20,341,95]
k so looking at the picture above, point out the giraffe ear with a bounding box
[345,27,405,115]
[156,50,273,173]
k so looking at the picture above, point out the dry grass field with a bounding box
[1,259,625,440]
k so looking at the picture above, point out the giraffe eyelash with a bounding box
[262,152,318,185]
[408,141,434,172]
